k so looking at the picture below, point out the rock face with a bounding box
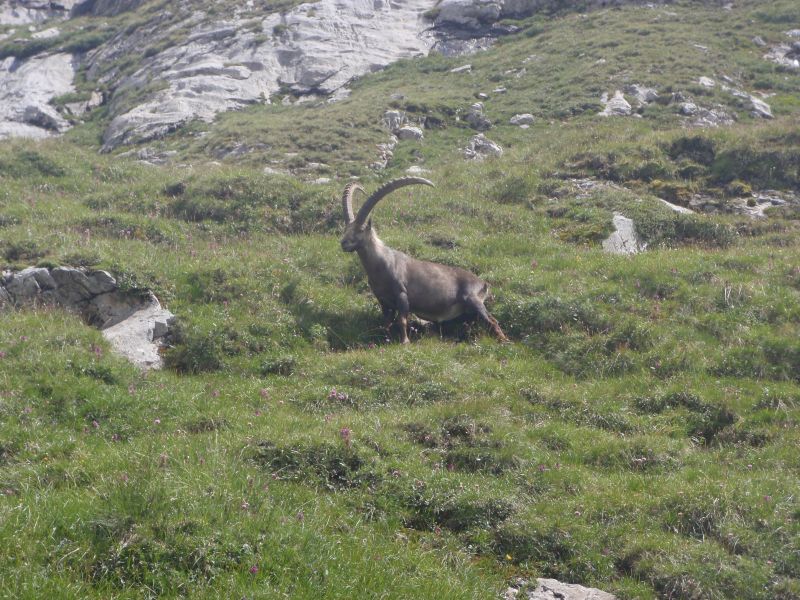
[97,0,438,150]
[1,266,175,369]
[504,578,617,600]
[0,53,76,139]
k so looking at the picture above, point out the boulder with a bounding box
[383,109,405,131]
[396,125,424,140]
[749,96,773,119]
[464,133,503,159]
[510,113,534,126]
[22,104,69,132]
[598,91,631,117]
[465,102,492,130]
[3,265,175,369]
[602,214,645,255]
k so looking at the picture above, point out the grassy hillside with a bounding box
[1,0,799,598]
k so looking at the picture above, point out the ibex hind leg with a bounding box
[466,296,509,342]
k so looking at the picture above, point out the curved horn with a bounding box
[355,177,435,225]
[342,182,365,224]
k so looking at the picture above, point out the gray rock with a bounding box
[0,52,76,140]
[465,102,492,130]
[450,64,472,73]
[86,270,117,294]
[383,109,406,131]
[464,133,503,159]
[22,104,69,132]
[98,0,438,149]
[679,102,698,116]
[505,578,617,600]
[787,30,800,38]
[4,265,175,369]
[396,125,424,140]
[599,90,632,117]
[510,113,534,126]
[658,198,694,214]
[752,36,766,47]
[31,26,60,39]
[764,44,800,69]
[406,165,431,175]
[692,107,735,128]
[624,84,658,105]
[749,95,773,119]
[5,270,41,300]
[698,76,716,88]
[101,294,175,369]
[602,214,645,255]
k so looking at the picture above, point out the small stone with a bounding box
[493,87,507,94]
[698,76,716,88]
[679,102,698,116]
[475,92,490,100]
[406,166,430,175]
[752,36,767,47]
[450,64,472,73]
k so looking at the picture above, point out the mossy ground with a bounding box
[2,0,800,598]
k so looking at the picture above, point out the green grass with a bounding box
[2,0,800,598]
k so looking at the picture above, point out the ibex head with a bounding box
[340,177,434,252]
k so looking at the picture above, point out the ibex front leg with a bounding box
[379,302,396,338]
[397,292,411,344]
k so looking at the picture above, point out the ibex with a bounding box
[340,177,508,344]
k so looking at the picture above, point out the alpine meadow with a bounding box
[0,0,799,598]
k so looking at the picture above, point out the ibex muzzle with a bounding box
[340,177,508,344]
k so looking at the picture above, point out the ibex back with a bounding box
[340,177,508,344]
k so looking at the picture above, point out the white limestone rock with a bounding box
[0,52,76,139]
[505,578,617,600]
[624,84,658,105]
[749,95,773,119]
[602,214,645,255]
[464,133,503,159]
[599,90,632,117]
[100,0,437,149]
[396,125,424,140]
[509,113,534,126]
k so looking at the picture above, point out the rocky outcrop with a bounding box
[98,0,438,150]
[1,266,175,369]
[0,0,85,25]
[0,52,76,139]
